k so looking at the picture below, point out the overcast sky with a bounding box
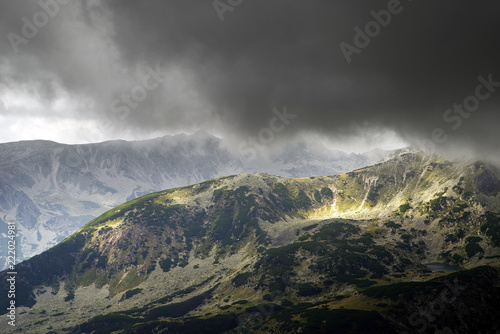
[0,0,499,156]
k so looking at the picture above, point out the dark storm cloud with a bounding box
[1,0,499,156]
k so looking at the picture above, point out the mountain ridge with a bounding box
[0,134,393,267]
[1,151,499,333]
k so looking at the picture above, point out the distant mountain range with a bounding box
[0,131,392,267]
[1,151,499,333]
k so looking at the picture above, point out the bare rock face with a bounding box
[0,134,391,266]
[0,152,499,333]
[475,165,500,196]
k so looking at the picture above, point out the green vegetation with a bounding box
[256,221,396,293]
[434,187,449,198]
[481,212,500,247]
[272,308,398,334]
[465,236,484,258]
[427,188,450,212]
[145,287,216,321]
[232,272,252,287]
[145,276,215,307]
[354,279,377,288]
[384,221,401,229]
[399,203,411,214]
[361,264,499,327]
[302,223,318,231]
[79,309,237,334]
[120,288,143,301]
[445,229,465,243]
[212,205,235,244]
[453,203,469,213]
[297,283,322,297]
[213,187,226,200]
[311,221,361,241]
[193,179,217,194]
[210,186,266,249]
[296,189,312,209]
[159,258,173,272]
[313,190,322,202]
[320,187,333,200]
[0,233,86,309]
[367,184,384,205]
[272,182,295,211]
[362,281,437,301]
[121,314,238,334]
[5,157,500,334]
[78,314,138,334]
[231,299,248,305]
[83,190,173,230]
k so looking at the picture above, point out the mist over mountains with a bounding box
[1,1,499,332]
[0,132,392,267]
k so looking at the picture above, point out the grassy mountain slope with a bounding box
[1,152,500,333]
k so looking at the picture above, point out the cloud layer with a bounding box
[1,0,499,157]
